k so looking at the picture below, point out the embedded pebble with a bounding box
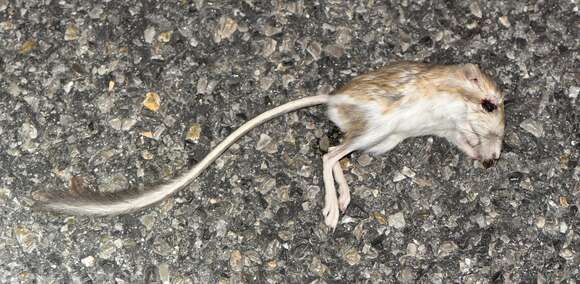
[372,211,387,225]
[520,177,533,191]
[141,131,154,139]
[353,222,365,240]
[324,44,344,58]
[256,133,277,153]
[343,247,361,266]
[140,214,156,230]
[64,24,79,41]
[437,241,458,257]
[81,256,96,267]
[559,248,575,261]
[89,5,103,19]
[196,77,208,94]
[265,259,277,270]
[97,95,115,113]
[19,39,37,54]
[399,31,411,51]
[469,2,482,18]
[307,41,322,60]
[336,27,352,46]
[144,26,156,43]
[158,263,170,284]
[158,31,172,43]
[398,267,417,283]
[535,217,546,229]
[0,187,11,203]
[63,81,74,94]
[98,173,129,193]
[406,243,418,257]
[401,166,416,178]
[264,239,281,259]
[244,251,261,266]
[357,153,372,167]
[559,196,569,208]
[388,212,406,229]
[19,122,38,141]
[14,225,36,253]
[263,23,282,36]
[309,257,327,276]
[229,250,243,272]
[23,96,40,112]
[258,178,276,194]
[260,76,274,91]
[559,222,568,234]
[186,123,202,142]
[519,119,545,138]
[109,117,137,131]
[98,239,117,259]
[153,237,172,257]
[569,86,579,101]
[304,185,320,201]
[262,39,277,57]
[256,133,272,150]
[7,82,24,96]
[393,171,407,182]
[282,74,295,89]
[214,16,237,43]
[143,92,161,112]
[499,16,511,28]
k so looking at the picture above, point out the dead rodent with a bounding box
[34,62,505,229]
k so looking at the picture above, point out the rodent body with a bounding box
[35,62,505,229]
[323,62,504,226]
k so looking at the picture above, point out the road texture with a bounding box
[0,0,578,282]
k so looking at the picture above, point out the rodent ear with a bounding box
[462,64,481,82]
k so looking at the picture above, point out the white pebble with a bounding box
[81,256,95,267]
[388,212,406,229]
[144,26,156,44]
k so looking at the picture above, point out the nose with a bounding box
[483,148,501,169]
[482,160,495,169]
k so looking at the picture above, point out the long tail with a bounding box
[34,95,329,216]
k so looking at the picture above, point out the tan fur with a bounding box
[335,105,367,140]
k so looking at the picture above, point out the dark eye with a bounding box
[481,99,497,112]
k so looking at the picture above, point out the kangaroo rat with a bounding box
[35,62,505,229]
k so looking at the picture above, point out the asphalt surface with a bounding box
[0,0,578,283]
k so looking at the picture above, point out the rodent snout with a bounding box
[480,144,502,169]
[482,149,501,169]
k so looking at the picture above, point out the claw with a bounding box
[338,192,350,213]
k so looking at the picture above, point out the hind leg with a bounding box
[329,147,351,213]
[322,144,353,229]
[367,135,404,154]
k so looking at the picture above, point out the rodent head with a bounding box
[445,64,505,167]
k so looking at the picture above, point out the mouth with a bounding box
[457,134,498,168]
[481,159,496,169]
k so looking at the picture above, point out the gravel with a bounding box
[0,0,578,283]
